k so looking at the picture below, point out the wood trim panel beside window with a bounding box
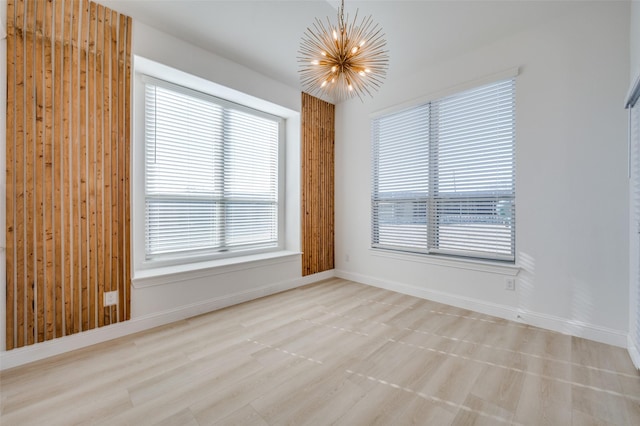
[5,0,132,349]
[301,93,335,276]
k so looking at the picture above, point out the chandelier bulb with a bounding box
[351,46,358,54]
[311,60,319,65]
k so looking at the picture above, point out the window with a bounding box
[372,78,516,262]
[143,77,283,261]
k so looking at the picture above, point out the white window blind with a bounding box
[372,78,516,262]
[144,78,282,260]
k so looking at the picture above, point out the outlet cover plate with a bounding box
[505,278,516,291]
[104,291,118,306]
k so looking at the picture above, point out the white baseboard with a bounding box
[0,270,335,371]
[628,335,640,370]
[515,308,627,348]
[3,268,629,370]
[335,269,628,348]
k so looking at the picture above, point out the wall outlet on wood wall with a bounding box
[104,291,119,306]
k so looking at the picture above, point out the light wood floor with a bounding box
[1,278,639,425]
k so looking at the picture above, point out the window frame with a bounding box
[371,75,517,263]
[133,59,287,271]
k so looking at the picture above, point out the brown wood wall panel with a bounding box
[5,0,132,350]
[301,92,335,276]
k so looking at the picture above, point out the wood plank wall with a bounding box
[301,92,335,276]
[5,0,132,350]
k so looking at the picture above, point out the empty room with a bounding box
[1,0,639,424]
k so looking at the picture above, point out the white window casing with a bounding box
[142,76,284,263]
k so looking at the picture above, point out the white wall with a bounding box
[129,22,307,318]
[632,0,640,84]
[335,1,631,346]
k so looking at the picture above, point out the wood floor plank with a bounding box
[250,366,365,425]
[468,365,526,414]
[214,404,268,426]
[190,358,311,423]
[451,393,516,426]
[332,381,415,425]
[1,278,638,426]
[392,395,458,425]
[572,385,634,425]
[514,375,572,426]
[153,408,200,426]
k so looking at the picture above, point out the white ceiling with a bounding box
[101,0,586,93]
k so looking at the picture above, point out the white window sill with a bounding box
[132,250,302,288]
[370,249,520,276]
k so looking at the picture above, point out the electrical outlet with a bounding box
[345,254,350,262]
[104,290,118,306]
[505,278,516,291]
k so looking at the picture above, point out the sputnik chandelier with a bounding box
[298,0,389,103]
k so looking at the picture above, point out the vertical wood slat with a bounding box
[15,0,26,349]
[6,0,16,349]
[43,0,55,341]
[95,3,104,328]
[108,8,117,326]
[117,11,124,323]
[25,0,35,345]
[87,0,96,331]
[61,0,74,336]
[34,0,43,344]
[35,0,44,343]
[33,2,46,342]
[116,12,131,323]
[116,13,124,323]
[70,0,80,335]
[122,17,132,322]
[104,4,112,319]
[53,0,64,339]
[301,92,335,276]
[6,0,132,350]
[79,0,88,333]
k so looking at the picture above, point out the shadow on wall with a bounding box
[516,251,536,320]
[570,275,596,330]
[517,250,599,337]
